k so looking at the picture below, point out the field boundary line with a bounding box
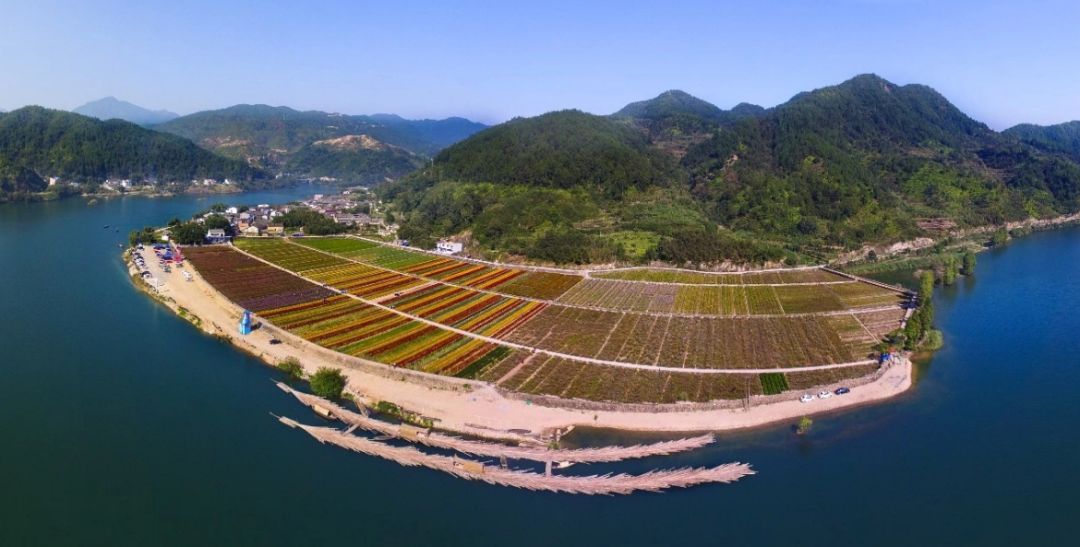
[281,238,898,319]
[229,243,883,375]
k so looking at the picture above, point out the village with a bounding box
[192,188,408,243]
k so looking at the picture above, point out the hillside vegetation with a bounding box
[0,107,263,195]
[383,74,1080,266]
[155,105,485,181]
[1005,120,1080,163]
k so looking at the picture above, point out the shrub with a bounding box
[309,367,346,399]
[797,416,813,435]
[277,357,304,381]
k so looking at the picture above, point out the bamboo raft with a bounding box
[276,382,715,463]
[279,417,754,495]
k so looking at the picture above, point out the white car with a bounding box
[800,393,816,403]
[818,390,833,399]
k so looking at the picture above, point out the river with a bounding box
[1,191,1078,545]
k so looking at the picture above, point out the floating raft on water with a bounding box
[275,381,715,464]
[278,416,754,495]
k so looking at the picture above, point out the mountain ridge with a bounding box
[0,106,263,190]
[73,96,179,125]
[382,74,1080,265]
[154,105,486,181]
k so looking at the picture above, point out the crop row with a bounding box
[829,282,907,308]
[234,239,549,341]
[504,304,859,369]
[298,237,584,299]
[554,280,889,316]
[293,237,378,255]
[184,247,334,311]
[496,271,583,299]
[497,355,765,403]
[234,238,347,273]
[557,279,677,312]
[290,237,582,299]
[304,262,425,299]
[594,268,847,285]
[784,364,879,390]
[256,294,512,376]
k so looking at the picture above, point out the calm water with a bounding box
[2,193,1079,546]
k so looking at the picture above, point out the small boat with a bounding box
[554,461,575,469]
[103,225,109,229]
[310,403,335,420]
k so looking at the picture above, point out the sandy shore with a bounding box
[130,251,913,437]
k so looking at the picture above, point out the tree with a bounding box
[920,271,935,301]
[309,367,346,399]
[962,251,977,275]
[990,229,1008,247]
[797,416,813,435]
[128,226,159,246]
[942,256,959,286]
[203,214,231,231]
[168,221,207,245]
[277,357,304,381]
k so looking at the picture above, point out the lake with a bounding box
[2,191,1078,546]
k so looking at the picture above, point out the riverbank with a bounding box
[839,212,1080,276]
[129,247,913,437]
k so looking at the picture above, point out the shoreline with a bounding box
[127,248,914,438]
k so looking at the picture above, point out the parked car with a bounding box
[269,338,282,345]
[800,394,816,403]
[835,387,851,395]
[818,390,833,399]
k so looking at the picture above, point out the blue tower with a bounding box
[239,310,253,335]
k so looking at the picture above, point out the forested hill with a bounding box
[1004,121,1080,163]
[0,107,263,188]
[154,105,486,181]
[382,74,1080,266]
[432,110,676,194]
[0,156,47,202]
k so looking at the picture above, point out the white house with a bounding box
[436,240,464,254]
[206,228,228,243]
[225,206,239,215]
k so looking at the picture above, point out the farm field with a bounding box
[294,237,585,299]
[593,268,847,284]
[184,238,909,404]
[494,354,764,404]
[501,304,868,369]
[184,246,334,311]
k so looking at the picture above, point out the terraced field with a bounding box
[185,237,911,404]
[593,268,846,284]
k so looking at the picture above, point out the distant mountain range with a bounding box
[153,105,486,183]
[0,101,488,197]
[384,74,1080,265]
[0,107,263,197]
[73,97,179,126]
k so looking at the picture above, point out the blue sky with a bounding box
[2,0,1079,128]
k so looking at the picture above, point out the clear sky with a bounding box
[2,0,1079,128]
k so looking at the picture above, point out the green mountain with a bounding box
[73,96,179,126]
[0,107,263,189]
[612,90,764,157]
[383,74,1080,265]
[433,109,674,193]
[285,134,425,185]
[682,74,1080,242]
[0,156,47,201]
[155,105,486,181]
[1004,121,1080,162]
